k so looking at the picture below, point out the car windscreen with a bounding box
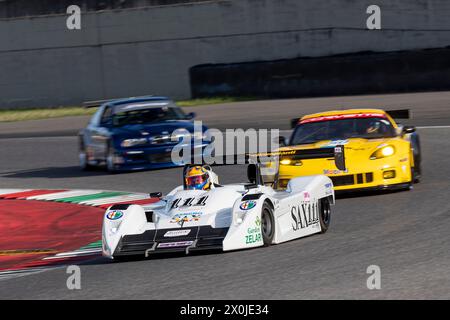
[290,117,396,145]
[112,103,186,126]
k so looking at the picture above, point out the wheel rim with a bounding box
[107,150,114,171]
[261,208,273,237]
[79,152,87,168]
[321,201,331,225]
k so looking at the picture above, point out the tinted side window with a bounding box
[100,106,112,126]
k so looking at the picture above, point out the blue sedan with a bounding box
[78,96,209,172]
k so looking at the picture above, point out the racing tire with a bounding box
[319,198,331,234]
[79,138,94,171]
[412,163,421,184]
[411,134,421,183]
[261,202,275,246]
[106,143,118,173]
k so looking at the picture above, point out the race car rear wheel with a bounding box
[261,202,275,246]
[79,138,94,171]
[319,198,331,234]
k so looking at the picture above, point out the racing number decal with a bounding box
[171,198,181,209]
[171,196,208,209]
[182,198,195,207]
[291,201,319,231]
[195,196,208,206]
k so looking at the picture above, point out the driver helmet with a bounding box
[366,121,381,134]
[185,166,211,190]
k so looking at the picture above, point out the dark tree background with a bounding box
[0,0,207,18]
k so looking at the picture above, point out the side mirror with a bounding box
[186,112,196,120]
[150,192,162,198]
[403,126,416,134]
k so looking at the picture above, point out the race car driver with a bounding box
[184,165,220,190]
[366,120,381,134]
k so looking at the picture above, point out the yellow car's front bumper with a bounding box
[278,156,413,191]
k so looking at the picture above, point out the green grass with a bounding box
[176,97,256,107]
[0,107,97,122]
[0,97,258,122]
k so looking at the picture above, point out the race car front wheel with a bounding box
[261,202,275,246]
[319,198,331,234]
[106,143,118,173]
[411,134,421,183]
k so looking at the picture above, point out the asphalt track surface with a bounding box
[2,91,450,139]
[0,92,449,299]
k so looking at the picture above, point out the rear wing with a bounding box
[83,95,156,108]
[83,99,114,108]
[251,146,346,172]
[252,146,346,187]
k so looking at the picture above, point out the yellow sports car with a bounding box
[277,109,421,192]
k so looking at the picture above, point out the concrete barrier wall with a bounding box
[1,0,450,108]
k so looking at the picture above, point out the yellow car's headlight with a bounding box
[280,158,303,166]
[370,145,395,159]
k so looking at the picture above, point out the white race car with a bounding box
[102,159,337,260]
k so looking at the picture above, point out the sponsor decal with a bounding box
[245,227,262,244]
[303,192,310,202]
[240,200,257,210]
[106,210,123,220]
[255,216,261,227]
[321,140,349,147]
[164,229,191,237]
[170,212,202,223]
[245,216,262,244]
[291,201,320,231]
[323,169,349,175]
[171,196,208,209]
[325,182,333,195]
[158,241,193,248]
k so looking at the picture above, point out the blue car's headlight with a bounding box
[193,131,206,141]
[121,138,147,148]
[169,132,206,143]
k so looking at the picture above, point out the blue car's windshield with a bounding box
[112,104,186,126]
[290,117,396,145]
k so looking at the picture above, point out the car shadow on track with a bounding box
[0,166,111,178]
[80,250,224,267]
[335,188,412,199]
[0,165,183,179]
